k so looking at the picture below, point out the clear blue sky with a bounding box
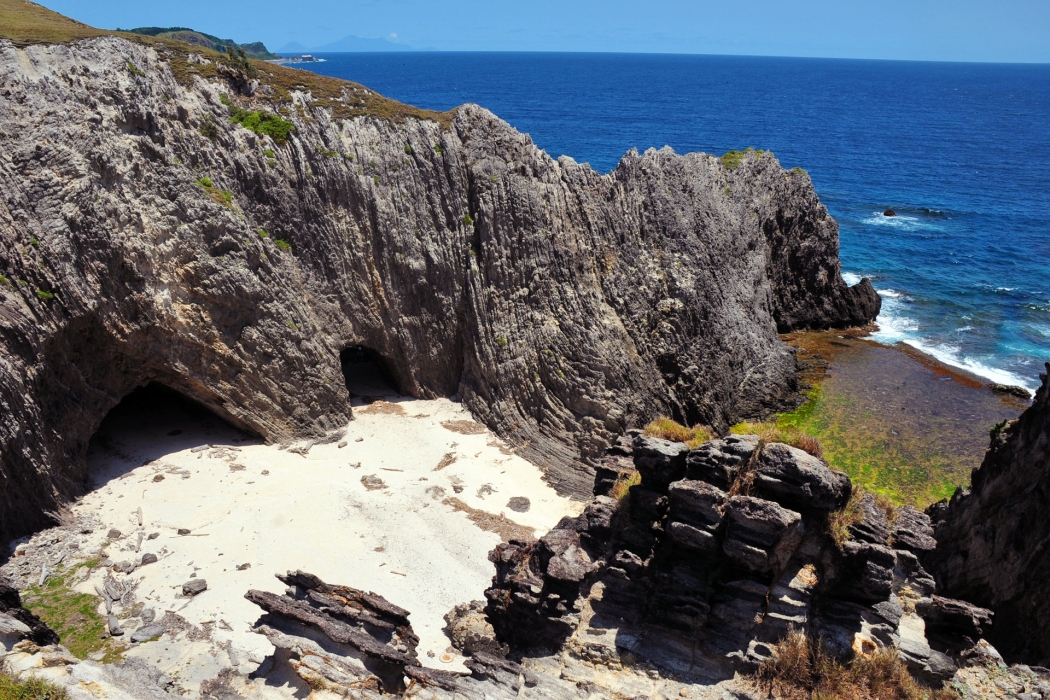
[41,0,1050,62]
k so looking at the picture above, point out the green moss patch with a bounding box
[21,564,124,662]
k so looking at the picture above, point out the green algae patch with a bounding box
[21,564,124,663]
[749,331,1025,508]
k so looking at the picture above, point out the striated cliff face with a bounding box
[0,35,878,542]
[926,364,1050,666]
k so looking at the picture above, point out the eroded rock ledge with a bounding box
[926,363,1050,666]
[0,35,877,541]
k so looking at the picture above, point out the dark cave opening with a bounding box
[339,345,401,399]
[86,382,257,486]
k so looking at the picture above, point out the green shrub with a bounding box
[30,236,38,247]
[227,104,295,145]
[263,149,275,159]
[274,238,291,252]
[126,60,145,77]
[462,212,474,226]
[496,336,508,347]
[373,175,379,184]
[36,289,54,300]
[0,275,8,285]
[199,117,218,140]
[257,228,269,238]
[195,176,213,188]
[315,145,339,158]
[433,143,443,154]
[404,144,413,155]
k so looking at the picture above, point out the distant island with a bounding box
[278,35,419,53]
[117,26,279,59]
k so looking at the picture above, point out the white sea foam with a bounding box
[870,288,1036,392]
[842,272,862,286]
[862,212,942,232]
[956,326,974,332]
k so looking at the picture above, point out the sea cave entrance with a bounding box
[86,383,258,487]
[340,345,402,401]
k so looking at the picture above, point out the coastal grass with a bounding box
[826,487,898,547]
[643,417,711,449]
[21,563,124,663]
[0,0,454,129]
[752,629,959,700]
[0,671,69,700]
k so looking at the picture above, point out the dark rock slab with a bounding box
[723,496,803,573]
[685,434,759,489]
[892,506,936,553]
[848,493,890,545]
[753,442,851,511]
[632,436,689,486]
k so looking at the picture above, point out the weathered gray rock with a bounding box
[631,436,690,486]
[828,541,895,603]
[0,34,877,541]
[182,579,208,596]
[926,365,1050,665]
[892,505,936,553]
[141,552,158,565]
[753,442,851,511]
[848,492,890,545]
[666,480,725,555]
[916,595,994,649]
[0,612,31,650]
[108,613,124,636]
[131,624,165,643]
[722,496,803,573]
[684,434,759,489]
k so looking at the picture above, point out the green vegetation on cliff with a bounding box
[0,0,453,128]
[117,26,278,59]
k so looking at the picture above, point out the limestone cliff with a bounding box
[0,34,878,542]
[926,364,1050,665]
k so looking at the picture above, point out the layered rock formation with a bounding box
[0,32,877,542]
[485,433,986,684]
[926,364,1050,665]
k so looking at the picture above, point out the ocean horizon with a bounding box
[285,52,1050,391]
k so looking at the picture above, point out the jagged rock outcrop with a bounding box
[0,575,57,648]
[485,433,989,683]
[926,363,1050,665]
[0,33,878,541]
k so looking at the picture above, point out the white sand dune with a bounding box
[70,389,580,693]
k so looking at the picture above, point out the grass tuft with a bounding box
[609,470,641,501]
[21,564,123,662]
[273,238,291,252]
[732,421,824,460]
[644,417,711,449]
[0,671,69,700]
[753,629,958,700]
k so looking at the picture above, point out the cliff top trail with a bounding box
[0,0,878,544]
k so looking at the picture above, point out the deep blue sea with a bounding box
[285,53,1050,391]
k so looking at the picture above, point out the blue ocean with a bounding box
[287,53,1050,390]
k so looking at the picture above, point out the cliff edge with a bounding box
[0,29,878,542]
[926,363,1050,666]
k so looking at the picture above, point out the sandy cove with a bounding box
[20,391,580,695]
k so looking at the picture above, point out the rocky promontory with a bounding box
[0,30,877,542]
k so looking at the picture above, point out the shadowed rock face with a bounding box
[0,36,877,541]
[926,364,1050,666]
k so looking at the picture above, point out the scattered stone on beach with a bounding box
[177,528,191,535]
[107,614,123,636]
[152,474,164,482]
[507,497,531,513]
[183,579,208,596]
[147,532,159,540]
[236,563,251,571]
[361,475,386,491]
[106,529,121,540]
[141,553,158,566]
[114,561,136,575]
[131,624,165,643]
[141,608,156,624]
